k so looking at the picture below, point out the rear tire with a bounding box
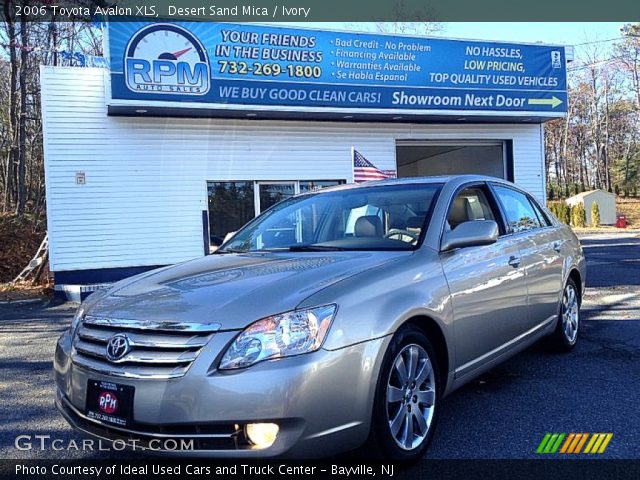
[549,277,581,352]
[366,325,441,461]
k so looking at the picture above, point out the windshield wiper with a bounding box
[288,244,348,252]
[215,248,246,254]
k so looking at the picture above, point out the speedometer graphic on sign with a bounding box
[124,24,210,95]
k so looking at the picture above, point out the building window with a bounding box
[258,183,296,212]
[207,182,255,246]
[299,180,345,192]
[207,180,345,249]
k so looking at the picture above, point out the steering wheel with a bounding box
[384,229,420,244]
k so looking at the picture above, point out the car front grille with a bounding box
[71,315,221,379]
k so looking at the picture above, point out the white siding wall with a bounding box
[42,67,545,273]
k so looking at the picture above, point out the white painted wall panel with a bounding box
[41,67,545,273]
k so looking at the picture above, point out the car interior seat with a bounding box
[448,197,474,230]
[354,215,383,237]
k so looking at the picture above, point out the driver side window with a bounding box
[447,187,497,231]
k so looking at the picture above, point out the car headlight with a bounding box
[219,304,337,370]
[70,306,85,339]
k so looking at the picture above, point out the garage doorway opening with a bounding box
[396,140,513,181]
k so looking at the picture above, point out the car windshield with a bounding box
[219,183,442,253]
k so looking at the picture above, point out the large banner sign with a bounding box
[107,21,568,116]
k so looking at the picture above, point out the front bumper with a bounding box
[54,328,388,458]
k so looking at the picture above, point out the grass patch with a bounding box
[617,198,640,227]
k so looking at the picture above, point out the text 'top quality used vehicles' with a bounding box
[54,175,585,460]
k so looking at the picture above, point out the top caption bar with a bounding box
[2,0,640,22]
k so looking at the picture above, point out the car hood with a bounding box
[86,251,405,330]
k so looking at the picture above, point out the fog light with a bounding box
[245,423,279,448]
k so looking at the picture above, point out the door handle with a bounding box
[508,255,521,268]
[553,241,562,252]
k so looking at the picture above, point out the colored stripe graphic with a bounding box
[537,433,565,453]
[584,433,614,454]
[597,433,613,453]
[560,433,576,453]
[536,433,552,453]
[566,433,586,453]
[537,433,612,454]
[550,434,565,453]
[584,434,599,453]
[573,433,589,453]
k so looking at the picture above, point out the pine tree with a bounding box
[591,202,600,227]
[573,203,586,228]
[560,203,571,225]
[569,205,576,225]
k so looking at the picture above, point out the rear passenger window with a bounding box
[493,185,542,233]
[529,197,552,227]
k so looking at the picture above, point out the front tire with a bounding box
[368,325,440,461]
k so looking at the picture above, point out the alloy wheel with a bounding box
[562,283,579,343]
[386,344,436,450]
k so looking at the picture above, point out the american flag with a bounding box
[353,149,397,183]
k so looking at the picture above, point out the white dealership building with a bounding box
[40,22,571,299]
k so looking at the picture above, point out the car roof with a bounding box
[311,175,516,194]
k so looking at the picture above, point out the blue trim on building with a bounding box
[54,265,166,286]
[506,140,515,182]
[202,209,210,256]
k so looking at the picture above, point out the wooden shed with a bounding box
[566,189,617,225]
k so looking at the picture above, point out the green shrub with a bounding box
[591,202,600,227]
[547,201,562,220]
[569,204,576,224]
[548,201,572,225]
[547,201,555,217]
[548,184,555,200]
[564,203,572,225]
[557,202,571,225]
[572,203,586,228]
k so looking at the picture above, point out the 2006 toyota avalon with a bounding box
[54,175,585,460]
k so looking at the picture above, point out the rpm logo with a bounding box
[98,391,119,414]
[125,24,210,95]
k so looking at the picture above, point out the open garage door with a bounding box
[396,140,511,180]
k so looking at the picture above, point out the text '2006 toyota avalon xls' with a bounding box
[54,175,585,460]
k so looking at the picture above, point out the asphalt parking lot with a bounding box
[0,233,638,460]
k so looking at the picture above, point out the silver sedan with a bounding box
[54,175,585,460]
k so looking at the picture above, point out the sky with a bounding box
[437,23,624,61]
[290,22,626,61]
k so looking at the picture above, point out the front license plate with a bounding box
[85,379,134,427]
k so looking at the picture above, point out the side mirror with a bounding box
[441,220,499,252]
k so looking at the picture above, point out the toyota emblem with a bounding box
[105,334,130,361]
